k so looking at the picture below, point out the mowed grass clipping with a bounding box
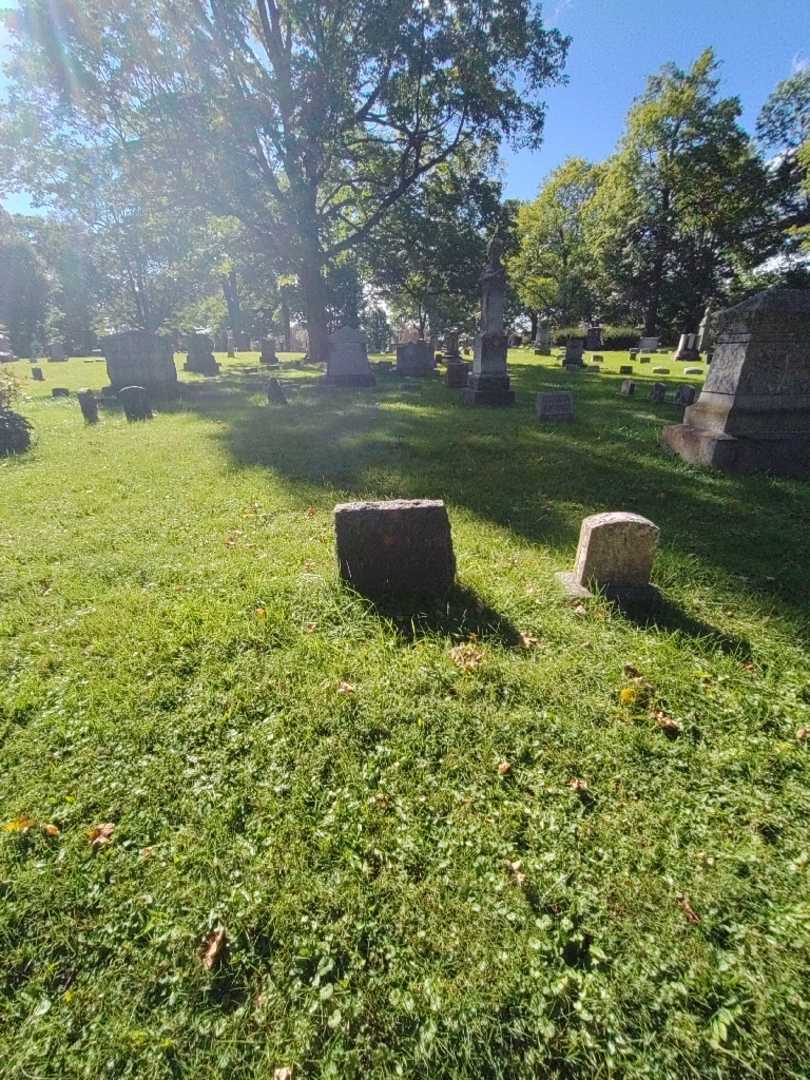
[1,349,809,1079]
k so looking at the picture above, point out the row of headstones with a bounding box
[535,383,696,421]
[334,499,659,614]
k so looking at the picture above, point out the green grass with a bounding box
[1,349,809,1079]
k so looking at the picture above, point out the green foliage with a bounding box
[0,216,50,354]
[0,407,34,455]
[757,68,810,152]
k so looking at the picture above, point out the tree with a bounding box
[1,0,568,363]
[507,156,597,325]
[757,68,810,256]
[757,68,810,153]
[0,213,50,354]
[585,50,772,335]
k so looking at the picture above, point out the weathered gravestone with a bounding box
[585,323,603,351]
[102,330,178,396]
[619,365,633,375]
[118,385,153,421]
[639,357,651,364]
[334,499,455,598]
[563,339,585,368]
[650,382,667,403]
[77,389,99,424]
[684,367,704,376]
[324,326,375,387]
[556,511,660,613]
[652,367,670,375]
[621,379,635,397]
[534,325,553,356]
[396,339,433,377]
[48,342,68,362]
[639,336,659,352]
[464,231,515,406]
[446,361,472,389]
[31,367,44,382]
[674,332,700,362]
[663,288,810,474]
[673,385,697,407]
[260,338,280,366]
[535,391,575,421]
[184,333,220,376]
[629,348,639,360]
[266,378,288,405]
[592,354,604,364]
[51,387,70,398]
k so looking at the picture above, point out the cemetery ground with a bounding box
[2,348,810,1080]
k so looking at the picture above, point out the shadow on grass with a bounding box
[355,582,522,646]
[625,595,752,658]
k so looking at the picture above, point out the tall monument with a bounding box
[463,231,515,406]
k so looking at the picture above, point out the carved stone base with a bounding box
[662,424,810,475]
[462,374,515,407]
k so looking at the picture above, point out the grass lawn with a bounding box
[2,348,809,1078]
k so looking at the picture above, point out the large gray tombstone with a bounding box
[557,512,660,613]
[663,288,810,475]
[118,385,153,421]
[674,333,700,361]
[324,326,375,387]
[585,323,603,351]
[184,333,220,375]
[534,325,553,356]
[102,331,178,396]
[638,336,659,352]
[334,499,455,598]
[396,340,433,377]
[463,231,515,406]
[563,339,585,368]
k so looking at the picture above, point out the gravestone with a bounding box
[534,325,553,356]
[118,385,153,421]
[77,388,99,424]
[585,323,603,351]
[51,387,70,398]
[619,365,633,375]
[32,367,44,382]
[334,499,455,597]
[266,378,288,405]
[650,382,667,402]
[620,379,635,397]
[639,336,659,352]
[652,367,669,375]
[556,511,660,613]
[592,354,604,363]
[260,338,279,366]
[563,339,585,368]
[639,356,651,364]
[663,288,810,474]
[674,332,700,361]
[446,360,471,389]
[698,301,720,354]
[48,342,68,362]
[464,231,515,406]
[236,332,251,351]
[684,367,704,376]
[629,348,639,360]
[184,333,220,376]
[673,385,697,407]
[396,339,433,377]
[535,391,575,421]
[324,326,375,387]
[102,330,178,396]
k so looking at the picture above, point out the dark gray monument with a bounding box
[396,340,433,377]
[184,333,220,376]
[663,289,810,475]
[77,388,100,424]
[463,232,514,406]
[119,385,153,421]
[102,331,178,396]
[563,339,585,368]
[324,326,375,387]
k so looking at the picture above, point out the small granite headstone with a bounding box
[650,382,667,402]
[535,391,575,421]
[266,378,288,405]
[619,365,633,375]
[32,367,44,381]
[585,323,603,351]
[260,338,280,366]
[673,385,697,407]
[446,360,471,388]
[334,499,455,597]
[119,385,153,421]
[52,387,70,398]
[563,339,585,368]
[77,389,100,424]
[396,340,433,377]
[556,511,660,613]
[684,367,703,376]
[652,367,669,375]
[639,336,659,352]
[592,355,604,363]
[639,357,651,364]
[620,379,635,397]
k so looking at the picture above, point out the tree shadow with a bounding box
[622,594,752,658]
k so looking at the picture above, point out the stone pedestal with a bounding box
[557,512,660,614]
[463,332,514,405]
[396,340,433,377]
[663,288,810,475]
[324,326,375,387]
[184,333,220,375]
[674,333,700,361]
[102,331,178,396]
[334,499,455,598]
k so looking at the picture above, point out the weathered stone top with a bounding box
[335,499,446,515]
[330,325,367,346]
[717,287,810,342]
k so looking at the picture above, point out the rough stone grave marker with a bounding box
[650,382,667,402]
[556,511,660,613]
[32,367,44,381]
[77,389,99,424]
[324,326,375,387]
[102,330,178,396]
[464,231,515,405]
[334,499,455,597]
[535,391,575,421]
[119,385,153,421]
[266,378,288,405]
[620,379,635,397]
[396,340,433,377]
[184,333,220,376]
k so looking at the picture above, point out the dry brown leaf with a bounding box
[623,663,641,679]
[305,506,317,518]
[337,681,355,695]
[573,604,587,617]
[305,622,317,633]
[449,642,485,672]
[87,822,115,849]
[201,925,227,971]
[497,761,512,777]
[569,777,588,794]
[42,823,60,837]
[655,711,682,739]
[676,893,701,925]
[2,815,36,833]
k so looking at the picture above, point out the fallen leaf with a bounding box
[573,604,587,617]
[305,622,317,633]
[201,925,227,971]
[305,506,316,518]
[449,642,485,671]
[655,711,682,739]
[87,822,115,849]
[2,815,35,833]
[519,632,540,649]
[623,663,641,679]
[676,893,701,925]
[497,760,512,777]
[504,859,527,887]
[569,777,588,794]
[42,823,60,837]
[337,681,355,695]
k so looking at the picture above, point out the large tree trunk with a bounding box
[300,250,330,366]
[280,299,291,352]
[222,270,242,342]
[530,311,538,341]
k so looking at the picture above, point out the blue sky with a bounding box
[1,0,808,214]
